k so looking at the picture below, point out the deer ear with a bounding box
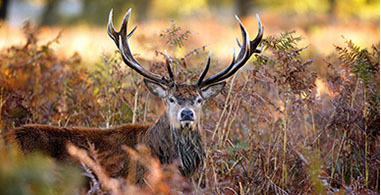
[144,79,167,98]
[201,82,226,99]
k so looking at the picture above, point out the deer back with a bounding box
[5,123,150,177]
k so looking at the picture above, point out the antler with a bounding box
[107,9,174,86]
[197,14,264,88]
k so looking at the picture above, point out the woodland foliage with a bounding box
[0,21,379,194]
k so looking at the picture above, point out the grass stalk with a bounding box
[309,107,319,149]
[330,127,347,182]
[364,140,369,189]
[0,88,3,130]
[239,182,244,195]
[212,74,237,140]
[364,90,369,189]
[281,86,290,187]
[224,98,241,143]
[219,99,234,145]
[330,78,360,183]
[112,95,118,126]
[143,92,150,123]
[132,84,141,124]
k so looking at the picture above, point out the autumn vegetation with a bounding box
[0,7,379,194]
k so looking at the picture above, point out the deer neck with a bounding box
[143,111,205,177]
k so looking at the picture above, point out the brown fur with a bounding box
[6,123,150,178]
[171,84,200,100]
[142,113,204,177]
[5,107,204,180]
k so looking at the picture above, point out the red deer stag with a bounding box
[7,8,264,181]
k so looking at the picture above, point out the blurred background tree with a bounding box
[0,0,9,20]
[40,0,59,25]
[1,0,378,26]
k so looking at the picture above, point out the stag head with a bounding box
[107,8,264,131]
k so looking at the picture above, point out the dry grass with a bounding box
[0,15,379,194]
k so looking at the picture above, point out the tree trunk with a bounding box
[133,0,150,21]
[235,0,251,17]
[0,0,9,20]
[40,0,60,26]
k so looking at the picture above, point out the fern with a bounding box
[335,38,380,89]
[262,31,303,51]
[159,20,192,49]
[336,40,380,128]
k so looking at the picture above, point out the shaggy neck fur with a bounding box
[143,112,204,177]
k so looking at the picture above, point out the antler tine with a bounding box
[236,37,242,48]
[250,14,264,54]
[198,14,264,87]
[107,9,172,86]
[107,9,118,46]
[234,15,250,63]
[164,50,174,81]
[235,14,264,54]
[197,16,250,87]
[196,50,212,86]
[196,49,237,87]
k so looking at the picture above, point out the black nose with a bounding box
[181,109,194,121]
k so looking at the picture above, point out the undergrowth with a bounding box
[0,21,379,194]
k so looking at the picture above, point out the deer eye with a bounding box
[196,98,203,104]
[169,98,175,103]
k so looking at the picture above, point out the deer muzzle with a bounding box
[179,108,195,128]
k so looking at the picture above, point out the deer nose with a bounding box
[181,109,194,121]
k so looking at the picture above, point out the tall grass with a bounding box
[0,21,379,194]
